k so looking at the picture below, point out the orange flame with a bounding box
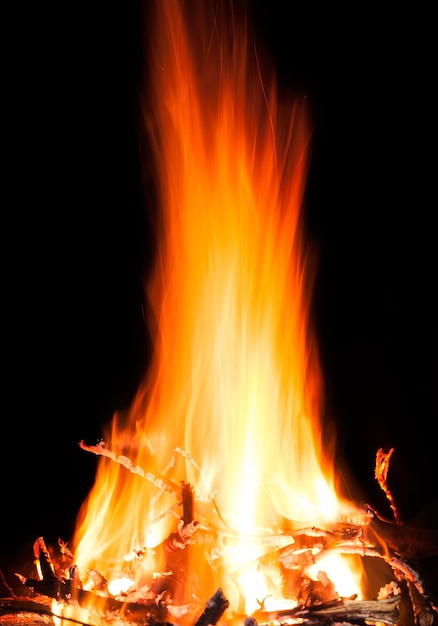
[73,0,363,617]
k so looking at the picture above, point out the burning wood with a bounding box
[252,595,401,626]
[375,448,401,524]
[1,448,437,626]
[194,588,229,626]
[4,2,435,625]
[79,440,184,501]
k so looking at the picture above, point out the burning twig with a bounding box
[174,447,203,475]
[79,440,182,500]
[34,538,56,580]
[149,500,183,527]
[375,448,401,524]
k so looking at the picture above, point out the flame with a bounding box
[72,0,364,618]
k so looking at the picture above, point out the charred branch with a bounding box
[193,588,230,626]
[252,595,401,626]
[408,581,436,626]
[363,505,438,561]
[389,557,438,615]
[181,481,194,525]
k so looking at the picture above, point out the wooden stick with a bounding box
[408,581,436,626]
[79,440,181,499]
[363,505,438,561]
[253,595,401,626]
[194,588,230,626]
[375,448,401,524]
[181,480,194,525]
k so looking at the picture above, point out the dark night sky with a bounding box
[3,2,437,572]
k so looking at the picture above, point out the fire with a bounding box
[72,0,364,619]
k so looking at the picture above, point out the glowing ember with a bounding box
[71,0,365,619]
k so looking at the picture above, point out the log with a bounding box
[0,597,53,620]
[363,505,438,560]
[22,575,171,623]
[252,595,401,626]
[408,581,436,626]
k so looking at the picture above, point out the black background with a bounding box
[3,1,437,575]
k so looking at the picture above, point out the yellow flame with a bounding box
[72,0,364,616]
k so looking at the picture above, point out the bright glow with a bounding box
[308,554,362,599]
[107,576,135,597]
[71,0,365,619]
[238,567,297,615]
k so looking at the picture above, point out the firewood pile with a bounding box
[1,448,437,626]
